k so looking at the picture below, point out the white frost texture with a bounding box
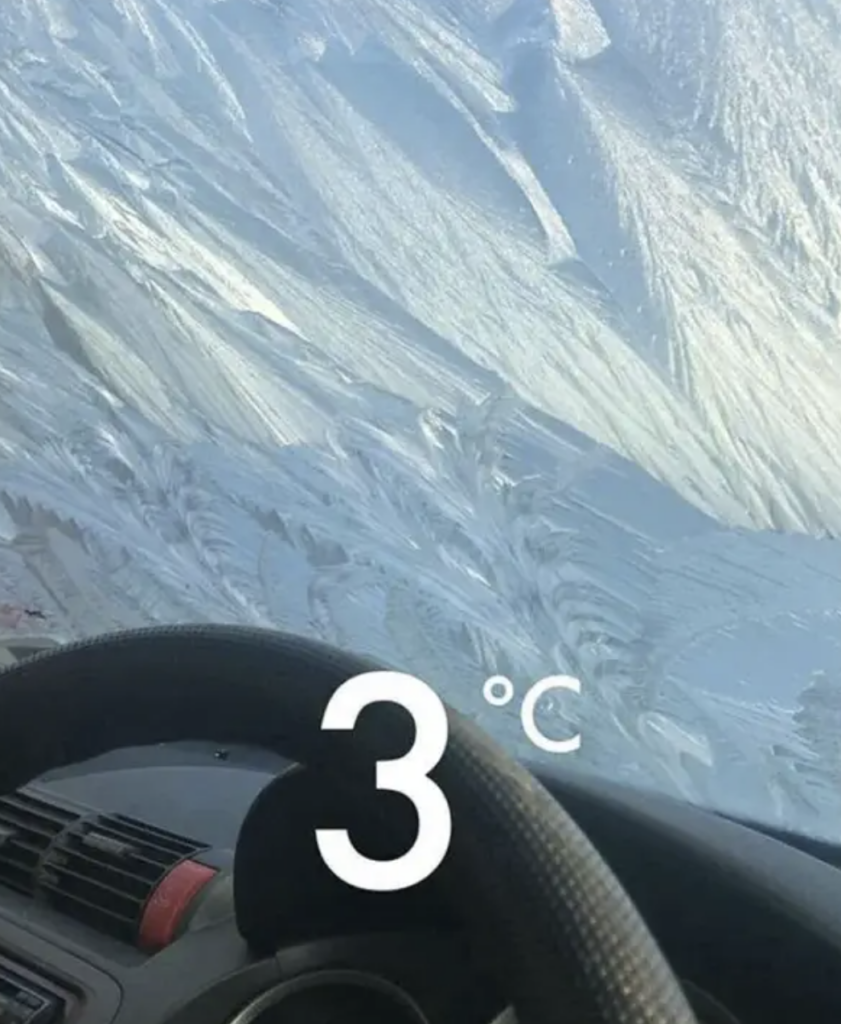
[2,0,841,837]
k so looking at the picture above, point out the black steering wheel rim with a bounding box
[0,624,699,1024]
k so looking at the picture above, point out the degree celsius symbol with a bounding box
[482,673,582,754]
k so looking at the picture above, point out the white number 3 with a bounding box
[315,671,452,892]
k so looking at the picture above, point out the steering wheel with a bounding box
[0,625,699,1024]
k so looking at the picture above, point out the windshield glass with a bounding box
[2,0,840,841]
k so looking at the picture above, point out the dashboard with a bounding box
[0,736,840,1024]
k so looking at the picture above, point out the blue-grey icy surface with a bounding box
[2,0,841,836]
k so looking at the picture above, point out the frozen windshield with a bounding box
[1,0,840,841]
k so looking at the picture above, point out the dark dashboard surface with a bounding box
[1,741,841,1024]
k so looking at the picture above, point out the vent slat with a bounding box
[48,855,162,896]
[51,845,165,888]
[43,872,146,914]
[78,830,185,868]
[96,816,199,858]
[50,893,137,925]
[1,794,78,824]
[47,891,139,941]
[0,859,30,894]
[0,835,45,855]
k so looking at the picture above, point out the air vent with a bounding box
[41,813,209,945]
[0,792,80,895]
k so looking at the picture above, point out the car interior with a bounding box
[0,626,839,1024]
